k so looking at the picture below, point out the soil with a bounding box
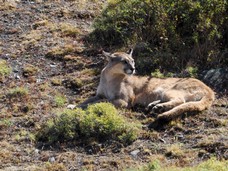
[0,1,227,170]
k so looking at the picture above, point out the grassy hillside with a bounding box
[0,0,227,170]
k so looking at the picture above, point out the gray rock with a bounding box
[67,104,76,109]
[34,149,39,154]
[48,156,55,163]
[130,149,140,157]
[201,68,228,93]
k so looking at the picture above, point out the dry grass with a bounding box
[21,30,42,46]
[22,64,38,77]
[165,143,185,158]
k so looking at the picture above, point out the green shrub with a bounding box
[37,103,140,145]
[82,103,125,137]
[0,60,11,77]
[88,0,228,74]
[54,94,67,107]
[151,69,164,78]
[39,108,83,143]
[186,66,198,78]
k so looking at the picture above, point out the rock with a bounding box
[130,149,140,157]
[34,149,39,154]
[36,78,42,83]
[50,64,57,68]
[67,104,76,109]
[201,68,228,93]
[14,74,20,80]
[48,157,55,163]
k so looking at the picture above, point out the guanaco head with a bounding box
[102,49,135,75]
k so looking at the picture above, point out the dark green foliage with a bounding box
[36,103,140,145]
[88,0,228,74]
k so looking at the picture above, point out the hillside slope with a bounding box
[0,1,227,170]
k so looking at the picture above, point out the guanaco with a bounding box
[80,50,215,122]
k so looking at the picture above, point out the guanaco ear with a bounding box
[102,51,114,61]
[128,48,133,57]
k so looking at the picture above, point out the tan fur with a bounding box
[81,50,215,121]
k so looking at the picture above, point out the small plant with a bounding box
[37,103,140,145]
[186,66,198,78]
[72,78,83,88]
[165,143,184,158]
[45,44,75,60]
[0,119,13,128]
[144,160,161,171]
[45,162,67,171]
[54,94,67,107]
[59,23,81,37]
[14,130,36,142]
[0,60,11,81]
[51,78,62,86]
[22,64,38,77]
[151,69,165,78]
[47,22,81,37]
[7,87,29,99]
[81,68,99,76]
[0,60,11,76]
[39,82,50,92]
[21,30,42,46]
[64,78,84,89]
[33,20,48,29]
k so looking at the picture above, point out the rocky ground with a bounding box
[0,0,227,170]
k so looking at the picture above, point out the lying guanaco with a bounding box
[80,50,215,122]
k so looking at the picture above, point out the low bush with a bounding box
[36,103,140,145]
[54,94,67,107]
